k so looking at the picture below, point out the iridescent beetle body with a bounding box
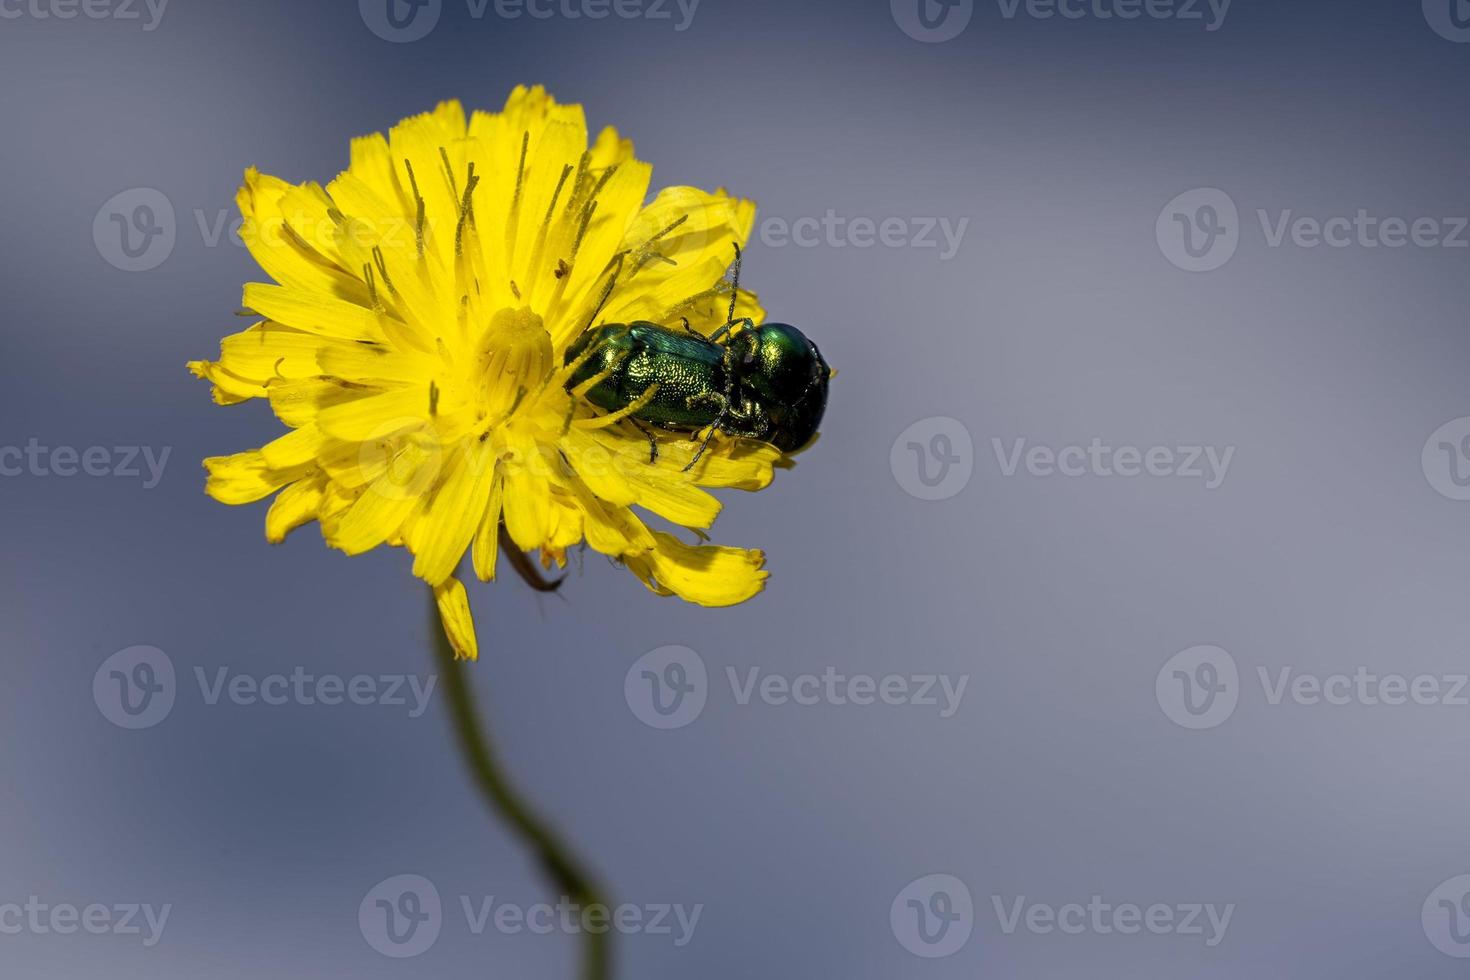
[564,246,830,466]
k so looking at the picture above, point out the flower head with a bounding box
[190,86,785,659]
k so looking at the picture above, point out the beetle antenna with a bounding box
[684,417,723,473]
[708,317,753,345]
[725,242,742,328]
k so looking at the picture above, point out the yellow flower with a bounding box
[189,86,785,660]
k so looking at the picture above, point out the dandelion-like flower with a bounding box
[190,86,786,659]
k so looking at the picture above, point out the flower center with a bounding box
[477,306,553,417]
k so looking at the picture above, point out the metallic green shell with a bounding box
[563,319,830,453]
[565,322,728,431]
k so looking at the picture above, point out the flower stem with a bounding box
[430,593,611,980]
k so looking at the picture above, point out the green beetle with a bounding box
[564,245,830,468]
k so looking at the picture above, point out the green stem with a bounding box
[430,594,611,980]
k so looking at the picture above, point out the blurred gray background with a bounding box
[4,0,1470,976]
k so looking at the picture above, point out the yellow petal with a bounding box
[627,473,721,529]
[204,450,309,505]
[315,479,358,535]
[545,495,586,554]
[545,156,654,349]
[242,283,384,343]
[562,426,637,506]
[668,438,781,491]
[620,186,750,264]
[215,322,350,384]
[387,100,472,273]
[468,87,589,309]
[328,484,416,556]
[346,132,401,207]
[322,170,446,339]
[265,472,326,543]
[188,358,265,403]
[586,425,778,491]
[236,168,365,300]
[411,442,498,585]
[508,118,588,300]
[259,424,327,469]
[267,377,366,429]
[273,181,361,286]
[581,187,760,336]
[627,532,767,607]
[434,577,479,661]
[555,470,654,558]
[589,125,635,170]
[326,435,441,554]
[316,342,434,384]
[314,386,430,442]
[500,431,555,552]
[315,434,387,489]
[568,418,721,527]
[471,472,505,582]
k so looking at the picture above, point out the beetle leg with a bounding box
[686,383,746,470]
[684,347,741,472]
[628,417,659,464]
[682,393,728,459]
